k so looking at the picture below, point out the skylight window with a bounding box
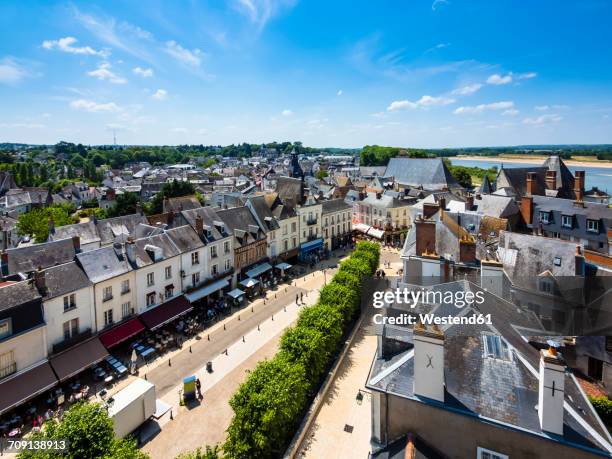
[553,257,562,266]
[483,334,511,361]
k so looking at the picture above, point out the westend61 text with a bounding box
[372,313,493,326]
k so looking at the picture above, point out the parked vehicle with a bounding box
[108,378,156,438]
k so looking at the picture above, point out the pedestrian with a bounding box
[300,292,303,303]
[196,377,202,400]
[296,293,299,304]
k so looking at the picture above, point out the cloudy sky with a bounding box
[1,0,611,147]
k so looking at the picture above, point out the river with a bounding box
[450,158,612,192]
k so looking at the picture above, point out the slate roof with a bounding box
[49,221,101,246]
[359,166,387,178]
[275,177,304,207]
[181,206,229,243]
[95,214,148,246]
[473,194,519,219]
[0,281,44,335]
[383,158,462,191]
[0,215,17,232]
[367,281,612,456]
[321,198,352,214]
[0,280,41,312]
[495,166,548,199]
[131,233,181,268]
[247,196,280,232]
[163,195,202,213]
[39,261,91,300]
[76,245,133,283]
[4,238,76,275]
[216,206,265,246]
[166,225,204,252]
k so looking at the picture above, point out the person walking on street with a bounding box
[296,293,299,304]
[196,377,202,400]
[300,292,303,303]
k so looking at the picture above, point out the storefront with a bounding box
[99,318,146,349]
[239,277,260,299]
[226,288,246,308]
[299,238,324,262]
[185,279,230,307]
[0,362,58,416]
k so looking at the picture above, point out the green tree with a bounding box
[17,205,77,242]
[147,179,196,215]
[175,445,221,459]
[107,193,141,217]
[315,170,328,180]
[224,356,308,459]
[319,282,360,324]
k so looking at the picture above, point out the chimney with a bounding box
[465,194,474,211]
[72,236,81,252]
[526,172,537,196]
[520,195,534,226]
[422,203,439,219]
[438,196,446,211]
[34,266,46,293]
[414,322,445,402]
[48,218,55,235]
[106,188,116,201]
[481,259,504,297]
[415,219,436,257]
[538,346,566,435]
[574,170,585,204]
[1,250,8,274]
[163,197,170,214]
[545,171,557,190]
[195,214,204,237]
[575,245,585,276]
[125,237,135,265]
[136,202,143,216]
[459,236,476,264]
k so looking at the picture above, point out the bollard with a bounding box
[223,324,226,331]
[284,306,286,312]
[275,293,277,299]
[257,324,260,331]
[225,348,228,355]
[242,336,245,343]
[207,334,210,341]
[189,346,192,353]
[144,373,147,380]
[271,314,274,321]
[238,315,241,321]
[170,409,173,420]
[168,359,171,367]
[251,306,254,312]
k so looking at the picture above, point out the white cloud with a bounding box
[451,83,482,96]
[42,36,108,57]
[337,89,343,96]
[522,114,562,125]
[453,101,514,115]
[387,95,455,111]
[281,109,293,116]
[171,127,188,133]
[232,0,297,32]
[165,40,202,67]
[0,58,29,84]
[431,0,449,11]
[486,73,513,85]
[70,99,122,113]
[517,72,537,80]
[502,109,520,116]
[535,105,549,111]
[152,89,167,100]
[86,62,127,84]
[133,66,153,77]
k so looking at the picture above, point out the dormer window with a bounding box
[587,219,600,233]
[540,211,551,224]
[483,334,511,361]
[538,277,553,294]
[561,215,572,228]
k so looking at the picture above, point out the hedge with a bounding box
[222,243,380,459]
[589,396,612,427]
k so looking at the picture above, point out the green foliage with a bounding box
[17,204,78,242]
[354,241,381,268]
[106,192,141,218]
[360,145,431,166]
[589,396,612,427]
[18,402,148,459]
[224,356,309,459]
[223,243,380,459]
[175,445,221,459]
[315,170,329,180]
[319,282,360,323]
[147,179,196,215]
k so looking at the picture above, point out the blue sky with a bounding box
[1,0,611,148]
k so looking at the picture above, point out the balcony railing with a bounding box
[0,362,17,379]
[52,328,92,354]
[306,218,318,226]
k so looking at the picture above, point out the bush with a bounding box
[175,445,221,459]
[339,257,371,279]
[355,241,380,267]
[589,396,612,427]
[224,356,309,459]
[351,250,378,273]
[329,270,361,293]
[319,282,360,324]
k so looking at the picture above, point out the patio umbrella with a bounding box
[131,350,138,363]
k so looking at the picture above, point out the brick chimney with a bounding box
[575,245,585,276]
[574,170,585,204]
[526,172,538,196]
[538,346,566,435]
[34,266,46,293]
[414,322,445,402]
[106,188,116,201]
[545,171,557,190]
[415,219,436,256]
[459,236,476,264]
[72,235,81,252]
[422,203,439,219]
[465,194,474,211]
[438,196,446,211]
[520,195,534,226]
[195,214,204,237]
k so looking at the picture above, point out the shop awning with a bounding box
[226,288,245,299]
[300,238,323,253]
[140,295,193,331]
[0,362,58,415]
[274,262,292,271]
[240,278,259,288]
[50,337,108,382]
[185,279,229,303]
[367,228,385,239]
[246,262,273,278]
[353,223,371,234]
[99,318,145,349]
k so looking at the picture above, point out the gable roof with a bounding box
[49,221,101,246]
[383,158,462,191]
[4,238,76,275]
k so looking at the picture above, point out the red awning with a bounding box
[99,318,145,348]
[139,296,193,331]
